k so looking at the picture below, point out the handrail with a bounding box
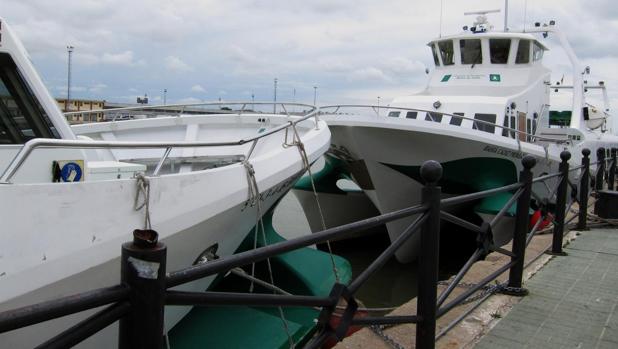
[0,106,321,183]
[319,104,571,145]
[65,101,316,118]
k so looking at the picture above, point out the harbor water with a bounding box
[273,192,475,310]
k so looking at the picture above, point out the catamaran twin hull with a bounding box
[324,117,565,263]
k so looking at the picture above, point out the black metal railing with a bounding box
[1,147,617,349]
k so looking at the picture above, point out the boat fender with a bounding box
[530,210,553,231]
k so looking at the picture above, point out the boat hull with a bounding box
[326,120,560,262]
[0,171,301,348]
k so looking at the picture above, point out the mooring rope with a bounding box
[134,173,152,229]
[242,160,296,348]
[287,124,340,283]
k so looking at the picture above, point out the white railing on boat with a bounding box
[65,101,317,122]
[319,104,570,145]
[1,102,320,184]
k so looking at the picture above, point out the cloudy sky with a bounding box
[1,0,616,110]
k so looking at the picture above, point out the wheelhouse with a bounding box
[428,33,548,68]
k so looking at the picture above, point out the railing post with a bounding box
[577,148,591,231]
[595,147,605,191]
[504,155,535,296]
[548,151,570,256]
[119,229,167,349]
[415,160,442,349]
[609,148,617,191]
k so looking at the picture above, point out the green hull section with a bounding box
[168,208,352,349]
[383,157,521,216]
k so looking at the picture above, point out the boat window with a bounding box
[426,112,443,123]
[449,112,464,126]
[533,42,544,61]
[515,40,530,64]
[0,53,59,144]
[473,113,496,133]
[460,39,482,65]
[406,111,418,119]
[388,111,401,118]
[502,116,509,137]
[431,44,440,66]
[438,41,454,66]
[490,39,511,64]
[532,119,537,135]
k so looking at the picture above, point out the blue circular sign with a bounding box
[60,162,83,182]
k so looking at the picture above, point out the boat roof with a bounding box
[428,31,549,51]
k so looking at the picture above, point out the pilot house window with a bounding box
[516,40,530,64]
[425,112,443,123]
[533,42,544,61]
[438,41,454,66]
[460,39,482,65]
[431,45,440,66]
[490,39,510,64]
[388,111,401,118]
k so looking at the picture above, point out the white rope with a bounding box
[134,173,151,229]
[242,160,296,348]
[287,125,341,283]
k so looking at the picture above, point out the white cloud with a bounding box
[191,84,206,92]
[101,51,142,66]
[165,56,193,72]
[348,67,391,83]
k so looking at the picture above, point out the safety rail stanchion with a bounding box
[548,151,570,256]
[415,160,442,349]
[503,155,535,296]
[609,148,617,190]
[577,148,591,231]
[119,229,167,349]
[596,148,605,191]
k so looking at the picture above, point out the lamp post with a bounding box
[273,78,278,114]
[251,92,255,110]
[163,89,167,106]
[377,96,381,116]
[313,86,318,106]
[66,45,74,112]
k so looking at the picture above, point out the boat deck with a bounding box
[476,227,618,349]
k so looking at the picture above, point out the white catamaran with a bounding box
[298,10,618,263]
[0,18,330,347]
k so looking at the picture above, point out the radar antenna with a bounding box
[464,9,500,33]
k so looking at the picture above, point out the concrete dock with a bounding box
[335,225,618,349]
[476,227,618,349]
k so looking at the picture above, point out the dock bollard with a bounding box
[415,160,442,349]
[576,149,590,231]
[504,155,535,296]
[609,148,617,191]
[548,151,570,256]
[119,229,167,349]
[595,148,605,191]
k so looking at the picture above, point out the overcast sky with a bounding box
[1,0,617,111]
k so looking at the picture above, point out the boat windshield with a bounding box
[0,53,59,144]
[490,39,510,64]
[431,44,440,66]
[438,41,454,66]
[516,40,531,64]
[460,39,482,65]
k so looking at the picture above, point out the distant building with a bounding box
[56,98,105,124]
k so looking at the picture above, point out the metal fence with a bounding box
[0,147,617,349]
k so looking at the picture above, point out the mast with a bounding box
[504,0,509,31]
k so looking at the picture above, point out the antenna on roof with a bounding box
[439,0,444,38]
[504,0,509,31]
[464,9,500,33]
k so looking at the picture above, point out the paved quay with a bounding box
[476,228,618,349]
